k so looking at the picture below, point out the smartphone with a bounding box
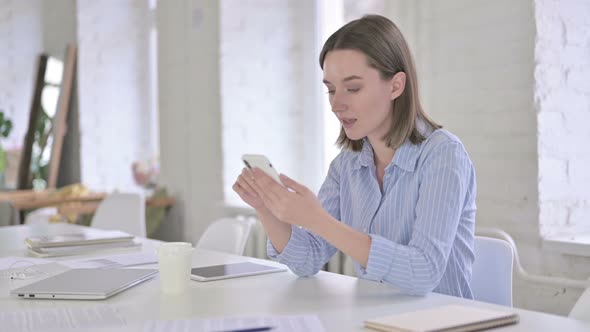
[241,154,283,185]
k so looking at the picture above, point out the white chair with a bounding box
[196,217,255,256]
[25,207,58,224]
[242,220,268,258]
[471,236,514,306]
[91,192,146,237]
[570,286,590,322]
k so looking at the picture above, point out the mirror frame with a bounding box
[17,44,77,190]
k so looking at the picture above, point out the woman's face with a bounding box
[322,49,403,142]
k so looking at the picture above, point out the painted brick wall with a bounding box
[76,0,155,191]
[409,0,590,315]
[220,0,306,206]
[0,0,43,150]
[535,0,590,237]
[41,0,76,60]
[0,0,156,192]
[533,0,590,314]
[413,0,539,249]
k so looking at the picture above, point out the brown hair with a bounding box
[319,14,441,151]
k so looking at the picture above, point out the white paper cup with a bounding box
[25,214,50,235]
[156,242,194,294]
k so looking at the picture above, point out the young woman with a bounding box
[232,14,476,298]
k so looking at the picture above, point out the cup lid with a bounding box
[157,242,193,254]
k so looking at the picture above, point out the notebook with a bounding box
[364,305,519,332]
[25,230,134,249]
[10,268,157,300]
[27,240,142,258]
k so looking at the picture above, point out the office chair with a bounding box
[570,287,590,322]
[471,236,514,306]
[91,192,146,237]
[196,217,255,256]
[24,207,58,224]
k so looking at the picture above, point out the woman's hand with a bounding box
[232,168,266,211]
[249,168,327,230]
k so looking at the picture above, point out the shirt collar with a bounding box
[390,139,421,172]
[354,138,373,170]
[353,137,421,173]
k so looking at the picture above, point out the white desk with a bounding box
[1,223,589,331]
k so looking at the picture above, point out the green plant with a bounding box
[0,112,12,138]
[0,111,14,173]
[31,109,53,182]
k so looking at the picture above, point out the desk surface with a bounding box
[1,224,589,332]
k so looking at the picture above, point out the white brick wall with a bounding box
[76,0,156,191]
[1,0,156,192]
[0,0,43,150]
[414,0,538,247]
[220,0,306,205]
[536,0,590,236]
[403,0,590,315]
[532,0,590,314]
[41,0,76,60]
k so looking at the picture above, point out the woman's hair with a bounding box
[319,14,441,151]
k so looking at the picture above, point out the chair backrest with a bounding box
[25,207,58,224]
[196,217,255,256]
[0,201,18,226]
[472,236,514,306]
[570,287,590,322]
[91,192,146,237]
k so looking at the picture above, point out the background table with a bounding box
[0,189,175,223]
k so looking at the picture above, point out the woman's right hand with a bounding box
[234,168,292,253]
[232,168,266,211]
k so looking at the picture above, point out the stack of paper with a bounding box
[143,314,325,332]
[25,230,141,257]
[60,252,158,269]
[0,305,127,332]
[365,305,519,332]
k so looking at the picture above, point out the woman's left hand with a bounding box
[250,168,326,230]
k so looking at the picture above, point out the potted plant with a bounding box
[0,110,14,189]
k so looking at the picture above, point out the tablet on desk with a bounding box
[191,262,287,282]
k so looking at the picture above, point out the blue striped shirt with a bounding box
[268,129,477,298]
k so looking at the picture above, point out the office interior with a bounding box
[0,0,589,323]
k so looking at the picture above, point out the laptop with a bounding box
[10,268,157,300]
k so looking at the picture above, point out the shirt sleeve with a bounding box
[267,154,342,276]
[357,141,473,295]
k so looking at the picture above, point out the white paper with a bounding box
[142,314,325,332]
[0,305,127,332]
[0,257,53,270]
[59,252,158,269]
